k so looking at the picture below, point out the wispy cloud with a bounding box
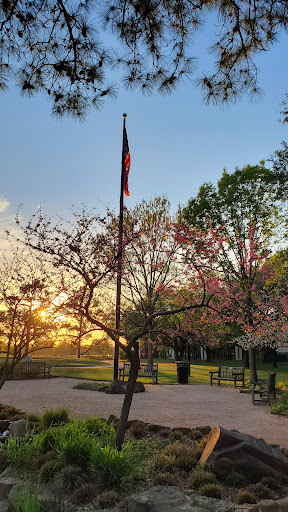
[0,198,10,212]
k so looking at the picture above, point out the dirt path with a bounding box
[1,378,287,448]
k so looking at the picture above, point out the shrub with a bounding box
[2,435,41,470]
[77,418,115,445]
[197,436,209,454]
[225,471,248,488]
[14,487,41,512]
[57,464,84,492]
[27,414,42,431]
[198,483,222,499]
[151,453,176,473]
[128,421,147,440]
[96,490,119,509]
[261,476,281,490]
[235,490,257,504]
[188,467,216,490]
[72,482,100,505]
[42,408,69,427]
[38,459,61,483]
[164,442,198,471]
[73,381,108,392]
[246,483,274,500]
[271,391,288,416]
[53,426,95,470]
[152,472,177,486]
[90,442,137,487]
[188,430,203,441]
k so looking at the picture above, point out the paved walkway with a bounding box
[1,378,287,447]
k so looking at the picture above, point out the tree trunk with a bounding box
[147,330,154,366]
[273,349,278,368]
[243,350,249,368]
[249,348,257,384]
[115,352,139,450]
[206,346,212,362]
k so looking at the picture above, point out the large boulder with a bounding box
[200,426,288,481]
[128,486,236,512]
[8,420,30,438]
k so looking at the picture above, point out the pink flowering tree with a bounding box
[18,203,220,449]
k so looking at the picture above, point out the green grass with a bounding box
[51,360,288,386]
[0,357,110,368]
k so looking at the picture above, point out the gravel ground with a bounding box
[1,377,287,447]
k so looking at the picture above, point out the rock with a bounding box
[186,491,236,511]
[194,425,212,436]
[0,476,22,506]
[171,427,192,435]
[109,382,145,394]
[8,420,30,438]
[250,497,288,511]
[0,423,9,435]
[128,487,236,512]
[200,426,288,481]
[128,486,193,512]
[0,501,9,512]
[148,424,171,433]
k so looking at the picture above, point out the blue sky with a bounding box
[1,24,288,234]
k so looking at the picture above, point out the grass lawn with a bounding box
[50,359,288,386]
[0,357,110,368]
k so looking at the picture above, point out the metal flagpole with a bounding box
[114,113,127,381]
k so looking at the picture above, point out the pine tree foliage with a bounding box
[1,0,288,116]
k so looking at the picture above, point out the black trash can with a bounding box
[176,361,190,384]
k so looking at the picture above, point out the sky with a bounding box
[1,17,288,237]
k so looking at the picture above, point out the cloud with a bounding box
[0,198,10,213]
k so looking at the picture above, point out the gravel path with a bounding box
[1,378,287,447]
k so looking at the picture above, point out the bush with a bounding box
[271,391,288,416]
[152,472,177,486]
[128,421,147,440]
[198,483,222,499]
[151,453,176,473]
[38,459,61,483]
[225,471,248,488]
[188,467,216,490]
[72,482,100,505]
[53,425,95,470]
[57,464,84,492]
[42,408,69,427]
[235,490,257,504]
[2,435,41,470]
[90,441,137,488]
[246,483,274,500]
[96,490,119,509]
[73,381,108,392]
[261,476,281,490]
[14,485,42,512]
[164,442,198,471]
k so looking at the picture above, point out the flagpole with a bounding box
[114,113,127,382]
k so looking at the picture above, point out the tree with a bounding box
[0,248,61,389]
[18,205,217,449]
[182,164,285,382]
[1,1,288,116]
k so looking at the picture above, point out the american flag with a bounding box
[123,126,131,196]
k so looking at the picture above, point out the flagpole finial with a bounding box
[123,113,127,118]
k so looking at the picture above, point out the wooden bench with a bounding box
[119,362,158,384]
[252,373,276,405]
[14,361,51,379]
[209,366,245,388]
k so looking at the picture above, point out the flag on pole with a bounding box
[123,126,131,196]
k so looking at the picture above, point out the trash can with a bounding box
[176,361,190,384]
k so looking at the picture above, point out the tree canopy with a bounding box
[1,0,288,117]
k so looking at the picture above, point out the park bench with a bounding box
[252,372,276,405]
[119,362,159,384]
[13,361,51,379]
[209,366,245,388]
